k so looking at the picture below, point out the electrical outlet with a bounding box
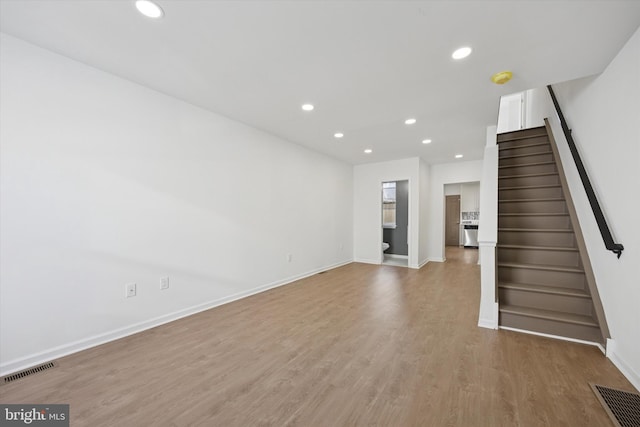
[160,276,169,290]
[126,283,137,298]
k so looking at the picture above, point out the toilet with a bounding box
[382,242,390,252]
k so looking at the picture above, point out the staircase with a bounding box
[496,126,607,345]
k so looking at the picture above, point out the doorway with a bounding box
[497,91,525,133]
[445,195,461,246]
[382,180,409,267]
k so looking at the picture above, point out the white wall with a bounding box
[460,182,480,213]
[496,92,524,133]
[0,34,354,374]
[444,184,461,196]
[550,27,640,390]
[427,160,483,261]
[353,158,421,268]
[418,159,431,267]
[524,88,548,129]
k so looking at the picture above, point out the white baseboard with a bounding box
[354,257,381,265]
[606,339,640,392]
[428,257,446,263]
[418,259,429,269]
[499,326,604,352]
[477,318,498,329]
[0,259,353,377]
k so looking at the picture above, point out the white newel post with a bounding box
[478,125,499,329]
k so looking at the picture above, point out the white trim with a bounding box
[384,254,408,260]
[606,339,640,392]
[499,326,604,351]
[0,259,353,376]
[428,257,446,263]
[354,257,381,265]
[418,259,430,269]
[477,318,497,329]
[478,302,499,329]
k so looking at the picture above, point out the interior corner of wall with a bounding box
[606,339,640,392]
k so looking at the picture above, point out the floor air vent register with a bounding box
[591,383,640,427]
[2,361,56,385]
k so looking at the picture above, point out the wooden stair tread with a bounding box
[499,184,562,191]
[498,228,573,233]
[498,282,590,298]
[497,133,548,143]
[497,244,578,252]
[499,305,598,327]
[499,151,553,160]
[498,141,550,151]
[499,212,569,216]
[498,197,564,203]
[498,172,558,179]
[499,161,555,169]
[498,262,584,274]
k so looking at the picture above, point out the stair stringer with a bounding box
[544,118,610,342]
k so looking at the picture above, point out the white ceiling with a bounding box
[1,1,639,165]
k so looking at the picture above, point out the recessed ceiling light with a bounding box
[135,0,164,19]
[405,118,417,125]
[301,104,314,111]
[422,139,432,144]
[364,149,373,154]
[452,46,472,60]
[455,154,464,159]
[334,132,344,138]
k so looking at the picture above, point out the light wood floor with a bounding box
[1,247,634,426]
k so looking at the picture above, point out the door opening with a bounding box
[445,195,461,246]
[382,180,409,267]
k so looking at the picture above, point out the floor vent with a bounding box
[591,383,640,427]
[2,362,56,385]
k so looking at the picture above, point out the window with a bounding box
[382,182,396,228]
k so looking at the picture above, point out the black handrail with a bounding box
[547,85,624,258]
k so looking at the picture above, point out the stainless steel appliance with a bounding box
[463,224,478,248]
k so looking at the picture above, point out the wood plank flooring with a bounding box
[1,247,634,426]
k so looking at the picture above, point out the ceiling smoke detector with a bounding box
[491,71,513,85]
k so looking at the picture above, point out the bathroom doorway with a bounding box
[382,180,409,267]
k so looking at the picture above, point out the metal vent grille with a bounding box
[2,362,56,385]
[591,383,640,427]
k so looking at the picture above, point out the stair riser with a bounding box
[498,266,585,289]
[499,288,593,316]
[499,200,567,214]
[499,143,551,157]
[499,174,560,187]
[497,131,549,146]
[497,248,581,268]
[498,215,571,229]
[499,163,557,176]
[499,312,603,343]
[499,152,554,166]
[498,186,563,200]
[498,230,575,247]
